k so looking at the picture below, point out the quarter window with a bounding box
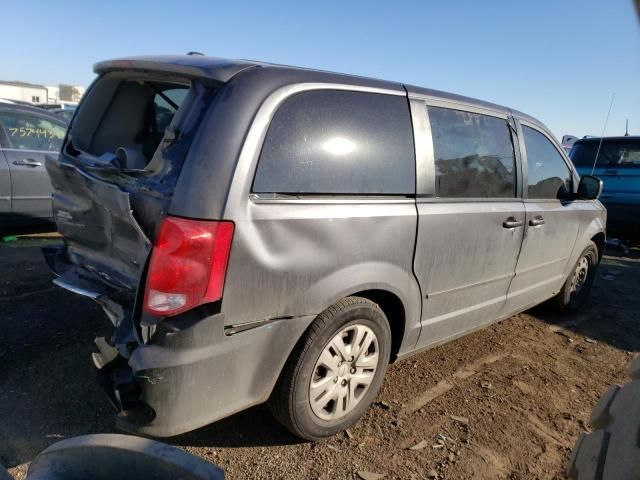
[522,126,572,199]
[428,107,516,198]
[0,111,66,151]
[253,90,415,195]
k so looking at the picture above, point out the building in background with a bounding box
[46,84,86,103]
[0,80,48,103]
[0,81,85,104]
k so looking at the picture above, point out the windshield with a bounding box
[570,140,640,169]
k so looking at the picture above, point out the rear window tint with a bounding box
[570,140,640,169]
[253,90,415,195]
[428,107,516,198]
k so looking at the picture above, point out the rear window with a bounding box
[570,140,640,169]
[70,75,193,169]
[428,107,516,198]
[252,90,415,195]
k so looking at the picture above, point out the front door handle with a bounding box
[502,217,524,229]
[13,158,42,167]
[529,216,545,227]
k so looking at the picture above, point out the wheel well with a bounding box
[353,289,405,362]
[591,232,605,260]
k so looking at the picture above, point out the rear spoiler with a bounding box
[94,55,257,83]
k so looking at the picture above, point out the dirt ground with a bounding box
[1,235,639,480]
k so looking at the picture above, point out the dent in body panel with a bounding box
[221,199,422,353]
[45,156,152,288]
[122,312,316,437]
[219,81,421,354]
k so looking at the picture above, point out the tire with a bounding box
[552,241,600,312]
[567,356,640,479]
[269,296,391,441]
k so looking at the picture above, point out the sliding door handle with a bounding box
[502,217,523,229]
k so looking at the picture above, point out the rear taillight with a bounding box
[143,217,234,317]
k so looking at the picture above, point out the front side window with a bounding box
[0,111,66,151]
[428,107,516,198]
[522,125,572,199]
[253,90,415,195]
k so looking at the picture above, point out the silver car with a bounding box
[44,55,605,440]
[0,104,66,227]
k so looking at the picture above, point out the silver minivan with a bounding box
[44,55,606,440]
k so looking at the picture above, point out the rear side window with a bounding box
[0,111,66,151]
[428,107,516,198]
[253,90,415,195]
[570,140,640,169]
[522,126,572,199]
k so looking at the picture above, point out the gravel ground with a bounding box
[1,236,638,479]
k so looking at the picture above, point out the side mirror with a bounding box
[577,175,603,200]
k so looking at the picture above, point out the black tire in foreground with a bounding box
[552,241,600,312]
[269,296,391,441]
[567,355,640,479]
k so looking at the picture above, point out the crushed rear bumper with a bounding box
[44,242,315,437]
[92,311,315,437]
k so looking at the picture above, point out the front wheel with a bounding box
[269,296,391,441]
[552,241,600,312]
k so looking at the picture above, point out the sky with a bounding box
[1,0,638,139]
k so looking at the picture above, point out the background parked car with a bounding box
[0,103,67,228]
[562,134,579,154]
[51,107,75,123]
[570,136,640,233]
[33,102,78,111]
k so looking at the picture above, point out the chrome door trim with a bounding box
[0,147,59,154]
[249,195,415,205]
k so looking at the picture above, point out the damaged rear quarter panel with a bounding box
[46,158,153,291]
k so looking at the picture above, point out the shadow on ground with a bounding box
[169,406,303,449]
[528,239,640,353]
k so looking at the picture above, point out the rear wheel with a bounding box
[552,241,599,312]
[269,296,391,441]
